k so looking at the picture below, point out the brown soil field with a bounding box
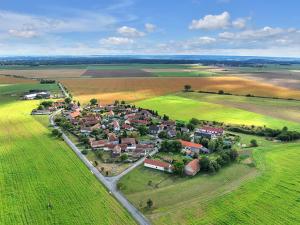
[0,69,85,79]
[0,75,37,84]
[142,68,195,73]
[61,77,300,104]
[82,69,154,77]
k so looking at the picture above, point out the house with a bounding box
[112,145,122,157]
[144,158,173,173]
[90,140,108,149]
[167,129,177,138]
[149,125,160,135]
[129,119,149,125]
[108,133,119,144]
[179,140,203,154]
[121,138,136,149]
[80,115,100,126]
[67,109,80,120]
[107,110,114,117]
[181,127,190,133]
[195,126,224,139]
[122,124,134,131]
[113,120,120,131]
[80,123,100,134]
[184,159,200,176]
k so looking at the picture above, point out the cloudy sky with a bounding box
[0,0,300,57]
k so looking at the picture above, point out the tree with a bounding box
[96,150,103,160]
[120,154,128,161]
[114,100,119,105]
[218,90,225,94]
[162,114,169,121]
[158,131,168,139]
[90,98,97,105]
[77,101,81,107]
[173,161,184,175]
[200,156,210,171]
[146,199,153,209]
[184,84,192,92]
[208,139,216,152]
[138,125,148,136]
[37,105,44,110]
[52,129,60,136]
[64,97,72,104]
[250,139,258,147]
[121,100,126,105]
[229,149,238,161]
[190,118,200,125]
[200,138,209,148]
[186,123,195,131]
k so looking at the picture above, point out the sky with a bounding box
[0,0,300,57]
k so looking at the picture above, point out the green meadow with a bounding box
[0,85,136,225]
[135,95,300,131]
[119,140,300,225]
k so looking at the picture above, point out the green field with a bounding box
[0,85,136,224]
[135,95,300,131]
[119,140,300,225]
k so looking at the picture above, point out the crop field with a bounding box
[82,69,154,78]
[61,76,300,104]
[135,95,300,131]
[0,75,36,84]
[0,87,136,224]
[119,140,300,225]
[0,69,86,79]
[176,92,300,123]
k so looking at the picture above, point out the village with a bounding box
[30,96,239,177]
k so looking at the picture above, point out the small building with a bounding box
[108,133,119,144]
[113,120,120,132]
[179,140,203,154]
[144,159,173,173]
[90,140,108,150]
[184,159,200,176]
[112,145,122,157]
[195,126,224,139]
[121,138,136,149]
[149,125,160,135]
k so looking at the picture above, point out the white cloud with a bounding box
[145,23,156,32]
[189,11,230,30]
[196,36,217,44]
[8,29,38,38]
[0,10,117,35]
[117,26,145,37]
[232,18,247,29]
[100,37,134,45]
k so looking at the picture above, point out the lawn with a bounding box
[119,137,300,225]
[176,92,300,123]
[135,95,300,131]
[0,89,136,224]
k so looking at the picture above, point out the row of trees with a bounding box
[227,125,300,142]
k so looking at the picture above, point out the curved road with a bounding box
[50,111,151,225]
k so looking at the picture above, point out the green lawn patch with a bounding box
[135,95,300,131]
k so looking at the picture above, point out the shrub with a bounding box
[81,150,88,155]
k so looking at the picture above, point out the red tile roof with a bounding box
[179,140,202,148]
[201,126,224,133]
[144,159,171,168]
[186,159,200,172]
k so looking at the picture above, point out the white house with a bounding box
[144,159,173,173]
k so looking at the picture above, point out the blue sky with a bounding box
[0,0,300,56]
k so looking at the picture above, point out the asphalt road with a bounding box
[50,112,151,225]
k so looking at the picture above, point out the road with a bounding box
[50,111,151,225]
[58,82,69,98]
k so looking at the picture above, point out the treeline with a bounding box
[199,149,238,173]
[40,79,56,84]
[227,126,300,142]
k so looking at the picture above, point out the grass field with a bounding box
[61,76,300,104]
[119,140,300,225]
[0,87,136,224]
[176,92,300,123]
[135,95,300,131]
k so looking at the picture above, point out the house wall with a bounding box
[144,163,165,172]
